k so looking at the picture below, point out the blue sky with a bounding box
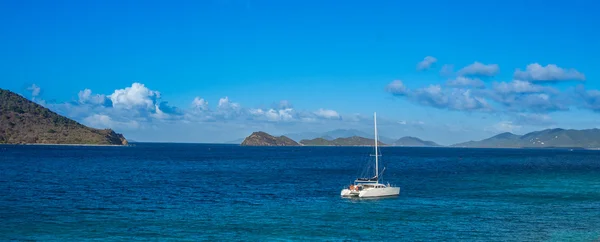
[1,0,599,144]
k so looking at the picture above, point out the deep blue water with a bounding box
[1,144,599,241]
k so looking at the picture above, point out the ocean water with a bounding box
[1,143,599,241]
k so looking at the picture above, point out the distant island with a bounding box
[241,131,299,146]
[393,136,440,147]
[237,128,600,149]
[452,128,600,149]
[284,129,396,144]
[237,130,437,147]
[300,136,386,146]
[0,89,128,145]
[239,132,437,147]
[237,131,445,147]
[236,129,442,147]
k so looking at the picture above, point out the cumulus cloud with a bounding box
[83,114,140,130]
[576,86,600,112]
[492,80,556,94]
[457,62,499,76]
[248,109,264,115]
[191,97,209,110]
[27,84,41,97]
[517,94,559,111]
[487,91,567,113]
[267,108,294,121]
[23,82,360,143]
[417,56,437,71]
[314,108,341,119]
[387,78,570,114]
[247,105,341,123]
[446,77,485,88]
[413,85,491,111]
[151,104,169,120]
[513,63,585,82]
[78,89,109,105]
[109,83,160,110]
[385,80,408,96]
[482,80,566,113]
[386,81,490,111]
[217,97,241,110]
[249,108,295,122]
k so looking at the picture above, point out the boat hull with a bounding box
[358,187,400,198]
[340,189,356,197]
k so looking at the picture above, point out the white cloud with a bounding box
[484,80,566,113]
[417,56,437,71]
[446,77,485,88]
[387,81,490,111]
[151,104,169,120]
[457,62,499,76]
[249,108,264,115]
[413,85,491,111]
[513,63,585,82]
[109,83,160,110]
[575,86,600,111]
[191,97,209,110]
[267,108,294,121]
[492,80,555,94]
[314,108,341,119]
[217,96,241,110]
[488,93,564,113]
[31,82,370,143]
[78,89,108,105]
[249,108,295,122]
[385,80,408,96]
[83,114,140,130]
[27,84,41,97]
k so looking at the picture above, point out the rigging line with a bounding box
[355,153,370,179]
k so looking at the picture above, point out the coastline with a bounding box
[239,144,600,150]
[0,143,128,147]
[7,141,592,150]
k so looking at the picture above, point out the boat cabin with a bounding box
[362,183,387,189]
[350,182,387,190]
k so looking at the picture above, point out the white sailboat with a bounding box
[340,112,400,198]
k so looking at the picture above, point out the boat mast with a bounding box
[374,112,378,181]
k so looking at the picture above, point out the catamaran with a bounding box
[340,112,400,198]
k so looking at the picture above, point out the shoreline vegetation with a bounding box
[0,89,128,146]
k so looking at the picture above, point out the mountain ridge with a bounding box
[300,136,386,146]
[452,128,600,148]
[393,136,440,147]
[284,129,396,144]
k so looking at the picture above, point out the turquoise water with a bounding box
[1,144,599,241]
